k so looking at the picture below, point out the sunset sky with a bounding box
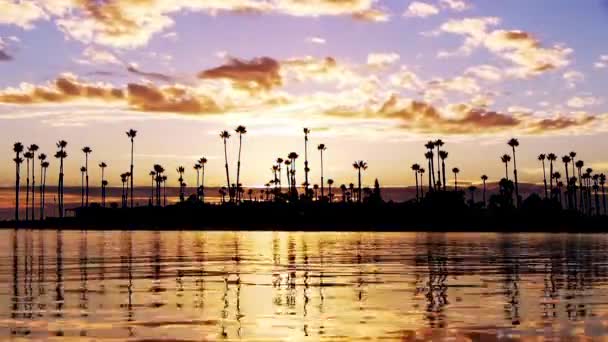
[1,0,608,188]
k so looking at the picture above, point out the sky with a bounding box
[1,0,608,189]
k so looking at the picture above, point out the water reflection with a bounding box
[3,231,608,339]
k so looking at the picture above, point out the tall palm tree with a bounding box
[317,144,326,200]
[235,125,247,202]
[418,168,426,198]
[468,185,477,205]
[153,164,165,206]
[553,172,562,206]
[126,129,137,208]
[220,130,232,202]
[199,157,208,203]
[439,151,448,191]
[276,158,284,193]
[55,140,68,218]
[313,184,319,201]
[562,155,572,209]
[353,160,368,203]
[82,146,92,207]
[194,164,202,200]
[411,164,420,201]
[162,175,168,206]
[434,139,444,190]
[424,151,434,192]
[500,154,511,180]
[575,160,584,212]
[327,179,334,203]
[340,184,347,202]
[600,173,606,215]
[288,152,299,195]
[304,128,311,198]
[481,175,488,206]
[177,166,185,202]
[272,165,279,191]
[284,160,292,191]
[538,154,548,198]
[13,142,24,223]
[120,172,128,208]
[569,151,577,184]
[507,138,520,207]
[425,141,436,189]
[24,151,33,221]
[28,144,39,220]
[40,160,49,219]
[569,152,578,210]
[38,153,47,219]
[149,170,156,205]
[99,162,107,207]
[547,153,557,197]
[452,167,460,191]
[80,166,87,207]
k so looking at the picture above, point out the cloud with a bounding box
[0,49,12,61]
[75,46,121,65]
[127,64,174,83]
[594,55,608,69]
[389,67,423,91]
[439,0,469,11]
[567,96,601,109]
[281,56,363,87]
[404,2,439,18]
[426,76,480,95]
[306,36,326,44]
[464,64,502,81]
[563,70,584,88]
[127,83,220,113]
[198,56,282,92]
[367,52,400,67]
[0,0,46,28]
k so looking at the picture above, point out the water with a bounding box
[1,230,608,340]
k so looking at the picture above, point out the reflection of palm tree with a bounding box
[411,164,420,201]
[40,157,49,219]
[235,125,247,202]
[508,138,520,207]
[55,140,68,218]
[353,160,368,203]
[28,144,39,220]
[13,142,24,223]
[99,162,107,207]
[318,144,326,200]
[538,154,548,198]
[82,146,92,207]
[481,174,488,206]
[126,129,137,208]
[501,154,511,180]
[24,151,33,221]
[452,167,460,191]
[220,130,232,202]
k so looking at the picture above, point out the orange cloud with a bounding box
[198,57,282,92]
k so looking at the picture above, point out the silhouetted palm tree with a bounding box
[340,184,347,202]
[411,164,420,201]
[149,171,156,205]
[120,172,128,208]
[600,173,606,215]
[353,160,368,203]
[80,166,86,207]
[162,175,168,206]
[153,164,165,206]
[220,130,232,202]
[553,172,562,206]
[313,184,319,201]
[194,164,202,199]
[538,154,548,198]
[501,154,511,181]
[28,144,39,220]
[304,128,311,198]
[276,158,284,193]
[284,160,292,191]
[199,157,208,203]
[288,152,299,196]
[235,125,247,202]
[547,153,557,197]
[439,151,448,191]
[452,167,460,191]
[468,185,477,206]
[508,138,520,207]
[327,179,334,203]
[593,174,601,215]
[126,129,137,208]
[317,144,326,200]
[418,168,426,198]
[425,141,436,189]
[99,162,107,207]
[24,151,32,221]
[575,160,584,212]
[55,140,67,218]
[425,151,434,192]
[481,175,488,206]
[82,146,92,207]
[13,142,24,222]
[435,139,444,190]
[220,187,227,204]
[177,166,185,202]
[562,155,572,209]
[39,154,48,219]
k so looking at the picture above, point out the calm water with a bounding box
[1,231,608,340]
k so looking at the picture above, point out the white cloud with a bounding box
[306,36,326,44]
[367,52,400,67]
[404,2,439,18]
[563,70,584,88]
[76,46,122,65]
[465,64,502,82]
[567,96,600,109]
[440,0,469,11]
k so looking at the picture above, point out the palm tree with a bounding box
[313,184,319,201]
[28,144,39,220]
[468,185,477,206]
[600,173,606,215]
[220,130,232,202]
[553,172,562,206]
[353,160,368,203]
[149,170,156,205]
[538,154,548,199]
[284,160,292,191]
[126,129,137,208]
[220,187,227,204]
[425,141,436,189]
[99,162,107,207]
[562,155,572,209]
[39,154,48,219]
[120,172,128,208]
[434,139,444,190]
[24,151,32,221]
[507,138,520,207]
[575,160,584,212]
[276,158,284,193]
[500,154,511,180]
[481,175,488,206]
[452,168,460,191]
[592,174,600,215]
[340,184,347,202]
[304,128,311,198]
[177,166,185,202]
[317,144,326,200]
[235,125,247,202]
[13,142,24,223]
[439,151,448,191]
[55,140,67,218]
[80,166,87,207]
[194,164,202,200]
[327,179,334,202]
[199,157,208,203]
[411,164,420,201]
[547,153,557,198]
[424,151,434,192]
[288,152,299,195]
[153,164,165,206]
[162,175,168,206]
[81,146,92,207]
[418,168,426,198]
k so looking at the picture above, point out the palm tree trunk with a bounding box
[39,166,44,219]
[441,160,447,191]
[304,135,309,197]
[81,173,85,207]
[25,159,30,221]
[130,139,134,208]
[564,164,570,209]
[163,181,167,207]
[541,160,548,199]
[223,139,231,202]
[427,158,432,192]
[150,176,154,205]
[512,147,519,208]
[436,147,441,190]
[504,163,509,181]
[59,157,64,218]
[31,154,36,221]
[85,155,89,208]
[42,168,47,219]
[358,169,362,203]
[414,171,419,201]
[549,161,554,198]
[577,169,583,213]
[15,156,20,223]
[320,151,324,200]
[202,166,206,204]
[602,184,606,215]
[236,134,242,203]
[483,181,487,206]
